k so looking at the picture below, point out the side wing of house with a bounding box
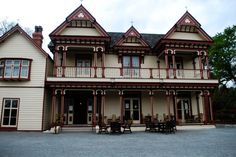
[0,25,48,131]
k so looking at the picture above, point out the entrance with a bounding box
[124,98,140,123]
[64,91,93,125]
[177,99,191,123]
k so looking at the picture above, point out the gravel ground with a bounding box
[0,127,236,157]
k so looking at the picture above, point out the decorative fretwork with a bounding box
[68,20,93,28]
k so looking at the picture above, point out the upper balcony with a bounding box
[46,47,216,85]
[54,66,209,80]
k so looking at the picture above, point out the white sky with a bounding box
[1,0,236,55]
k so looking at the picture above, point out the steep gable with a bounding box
[0,24,48,58]
[163,11,212,41]
[50,5,109,37]
[114,26,150,47]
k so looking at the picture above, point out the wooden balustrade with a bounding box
[55,66,208,79]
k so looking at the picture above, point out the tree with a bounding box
[212,86,236,123]
[0,18,16,36]
[208,25,236,86]
[0,18,32,36]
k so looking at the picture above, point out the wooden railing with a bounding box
[55,66,209,79]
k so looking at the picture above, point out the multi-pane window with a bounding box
[1,99,19,127]
[123,56,140,78]
[77,59,91,77]
[0,59,30,79]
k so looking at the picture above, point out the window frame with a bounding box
[0,58,32,81]
[1,98,20,128]
[122,56,141,78]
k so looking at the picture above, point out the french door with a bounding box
[124,98,140,123]
[77,59,91,77]
[123,56,140,78]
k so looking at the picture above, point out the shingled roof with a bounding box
[108,32,164,48]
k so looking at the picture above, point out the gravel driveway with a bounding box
[0,127,236,157]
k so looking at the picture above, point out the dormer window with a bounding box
[0,58,31,80]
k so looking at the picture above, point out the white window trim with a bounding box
[1,98,19,127]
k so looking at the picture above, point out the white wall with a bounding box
[169,32,205,40]
[0,32,46,87]
[105,91,120,118]
[0,88,44,130]
[0,31,47,130]
[60,28,101,36]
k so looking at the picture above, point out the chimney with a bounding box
[32,26,43,47]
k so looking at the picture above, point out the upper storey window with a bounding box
[0,59,31,80]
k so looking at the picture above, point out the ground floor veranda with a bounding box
[49,88,213,127]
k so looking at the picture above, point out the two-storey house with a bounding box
[0,25,51,131]
[46,5,218,128]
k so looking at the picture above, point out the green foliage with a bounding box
[208,25,236,86]
[213,86,236,123]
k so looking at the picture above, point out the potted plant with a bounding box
[53,114,62,134]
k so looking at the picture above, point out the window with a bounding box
[76,59,91,77]
[123,56,140,78]
[0,59,31,80]
[1,98,19,127]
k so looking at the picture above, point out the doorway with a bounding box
[124,98,140,123]
[64,91,93,125]
[177,99,191,123]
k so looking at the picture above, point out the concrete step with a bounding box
[62,126,95,132]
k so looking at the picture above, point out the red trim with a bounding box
[50,5,110,37]
[0,59,32,81]
[114,26,150,47]
[0,127,17,131]
[163,11,212,41]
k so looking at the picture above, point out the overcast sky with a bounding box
[1,0,236,54]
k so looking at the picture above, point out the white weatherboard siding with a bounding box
[105,92,120,118]
[0,88,44,130]
[142,56,157,68]
[60,28,101,36]
[0,32,46,87]
[169,32,206,40]
[105,54,120,67]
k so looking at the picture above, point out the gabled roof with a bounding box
[163,11,213,41]
[109,32,163,48]
[50,5,109,37]
[114,26,150,47]
[0,24,48,57]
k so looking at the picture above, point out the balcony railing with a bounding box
[55,66,209,79]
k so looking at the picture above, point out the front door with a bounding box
[177,99,191,123]
[74,97,88,124]
[124,98,140,123]
[65,92,93,125]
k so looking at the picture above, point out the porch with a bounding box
[49,89,213,128]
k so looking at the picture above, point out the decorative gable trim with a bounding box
[163,11,212,41]
[50,5,109,37]
[176,11,200,27]
[115,26,149,47]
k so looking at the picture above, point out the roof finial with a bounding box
[80,0,83,5]
[131,20,134,26]
[185,6,188,11]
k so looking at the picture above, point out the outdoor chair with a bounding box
[110,121,122,134]
[98,122,109,134]
[122,120,132,133]
[144,116,152,132]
